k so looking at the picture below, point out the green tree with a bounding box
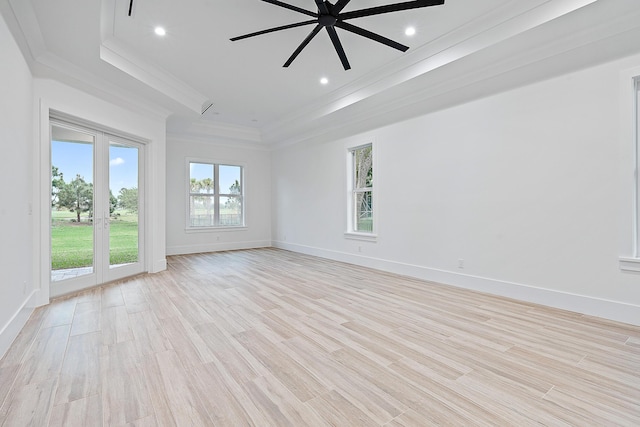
[110,190,118,215]
[191,178,214,220]
[224,179,241,211]
[228,179,240,195]
[57,174,93,222]
[117,187,138,213]
[51,166,64,207]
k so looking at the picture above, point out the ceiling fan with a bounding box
[230,0,445,70]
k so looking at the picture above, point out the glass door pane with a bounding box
[50,126,95,282]
[109,142,139,269]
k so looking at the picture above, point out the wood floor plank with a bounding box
[0,377,58,426]
[184,361,255,426]
[128,311,173,357]
[14,325,70,387]
[39,298,77,330]
[70,301,101,337]
[1,248,638,426]
[54,332,102,405]
[307,390,378,427]
[235,329,329,402]
[250,373,330,427]
[543,385,639,426]
[100,340,153,425]
[157,316,216,367]
[49,394,102,427]
[149,350,212,425]
[281,336,407,425]
[100,306,133,346]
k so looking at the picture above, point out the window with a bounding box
[619,72,640,272]
[188,161,243,228]
[348,144,374,234]
[633,77,640,256]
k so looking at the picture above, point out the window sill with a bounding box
[344,232,377,242]
[619,257,640,272]
[186,226,247,234]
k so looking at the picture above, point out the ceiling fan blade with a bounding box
[333,0,352,14]
[230,20,317,41]
[326,26,351,70]
[340,0,444,20]
[284,24,323,67]
[261,0,318,18]
[315,0,330,15]
[336,21,408,52]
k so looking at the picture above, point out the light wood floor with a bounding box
[1,248,639,426]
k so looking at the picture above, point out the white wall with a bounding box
[272,54,640,325]
[33,79,168,302]
[0,12,35,357]
[166,138,271,255]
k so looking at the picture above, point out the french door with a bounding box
[50,120,145,294]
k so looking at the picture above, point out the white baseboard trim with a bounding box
[273,241,640,326]
[0,290,38,360]
[166,240,272,256]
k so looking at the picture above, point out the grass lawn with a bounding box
[51,210,138,270]
[357,218,373,232]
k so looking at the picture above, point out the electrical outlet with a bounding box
[458,259,464,269]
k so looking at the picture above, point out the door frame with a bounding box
[43,112,149,299]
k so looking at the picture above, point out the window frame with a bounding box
[619,71,640,272]
[345,143,377,241]
[186,158,245,231]
[634,77,640,257]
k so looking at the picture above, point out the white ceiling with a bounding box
[3,0,640,146]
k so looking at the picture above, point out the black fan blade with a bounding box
[341,0,444,20]
[315,0,330,15]
[262,0,318,18]
[326,26,351,70]
[336,21,408,52]
[231,20,316,41]
[333,0,352,14]
[284,24,323,67]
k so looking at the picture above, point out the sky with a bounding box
[190,162,241,193]
[52,140,138,195]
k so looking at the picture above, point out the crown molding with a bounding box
[167,119,263,147]
[99,38,208,115]
[36,52,173,120]
[267,1,640,150]
[4,0,46,62]
[1,0,172,120]
[262,0,597,146]
[99,0,208,115]
[166,133,269,151]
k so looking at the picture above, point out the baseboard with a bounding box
[273,240,640,326]
[0,290,38,360]
[166,240,272,256]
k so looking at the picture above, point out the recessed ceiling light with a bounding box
[154,26,166,36]
[320,77,329,85]
[405,26,416,36]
